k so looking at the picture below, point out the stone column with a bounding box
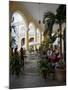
[34,29,37,50]
[18,35,21,51]
[39,31,42,44]
[42,32,44,42]
[25,30,29,51]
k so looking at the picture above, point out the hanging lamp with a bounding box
[38,3,41,24]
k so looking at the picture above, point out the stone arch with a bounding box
[29,22,36,37]
[37,28,41,43]
[11,10,28,28]
[11,11,28,51]
[28,22,38,50]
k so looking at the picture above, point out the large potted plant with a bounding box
[55,60,66,82]
[10,48,22,76]
[38,59,53,79]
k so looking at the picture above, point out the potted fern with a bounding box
[38,59,53,79]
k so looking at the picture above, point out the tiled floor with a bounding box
[10,54,66,89]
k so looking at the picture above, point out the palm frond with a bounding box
[43,11,55,23]
[56,5,66,23]
[50,33,57,43]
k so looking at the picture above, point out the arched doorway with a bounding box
[36,28,41,49]
[11,11,28,51]
[29,22,37,51]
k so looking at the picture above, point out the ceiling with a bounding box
[21,2,59,22]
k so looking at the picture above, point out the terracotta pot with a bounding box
[55,68,66,82]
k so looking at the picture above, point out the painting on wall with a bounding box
[9,1,66,89]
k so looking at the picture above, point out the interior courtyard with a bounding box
[9,1,66,89]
